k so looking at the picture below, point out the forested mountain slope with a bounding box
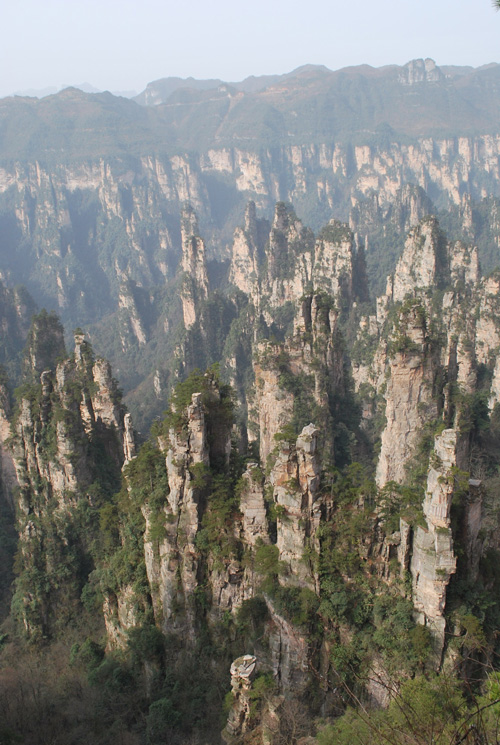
[1,204,500,743]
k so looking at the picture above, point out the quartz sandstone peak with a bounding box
[223,655,258,742]
[411,429,458,659]
[390,217,447,302]
[180,205,209,329]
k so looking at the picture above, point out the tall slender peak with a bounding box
[73,328,94,368]
[244,200,257,237]
[390,216,449,303]
[270,423,323,591]
[398,184,434,229]
[229,201,260,298]
[180,205,209,329]
[117,281,148,347]
[375,298,437,487]
[313,220,355,303]
[261,201,313,307]
[449,241,480,287]
[411,428,458,662]
[270,201,302,240]
[180,203,200,246]
[22,309,66,381]
[0,372,17,510]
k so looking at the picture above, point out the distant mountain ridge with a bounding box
[133,60,500,106]
[1,59,500,161]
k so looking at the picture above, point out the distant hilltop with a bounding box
[7,58,499,104]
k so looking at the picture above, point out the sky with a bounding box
[1,0,499,99]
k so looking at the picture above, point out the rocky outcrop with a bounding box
[411,429,458,660]
[103,585,142,650]
[228,201,262,299]
[349,184,434,245]
[399,58,443,86]
[180,206,209,329]
[252,342,295,465]
[159,391,210,633]
[134,376,247,640]
[239,463,269,547]
[313,221,357,304]
[375,302,436,487]
[261,203,313,309]
[265,596,312,695]
[11,322,136,637]
[118,281,148,348]
[271,425,323,591]
[252,292,342,464]
[386,217,447,304]
[232,203,363,318]
[0,382,16,509]
[22,309,66,380]
[14,332,135,504]
[222,655,257,743]
[374,215,484,486]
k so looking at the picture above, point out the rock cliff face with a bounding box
[10,318,135,637]
[362,213,500,659]
[371,217,479,489]
[160,389,213,635]
[102,366,328,702]
[0,283,36,508]
[2,121,499,440]
[411,429,457,660]
[180,206,209,330]
[229,202,364,316]
[252,291,343,465]
[4,195,500,743]
[0,282,36,370]
[1,128,500,332]
[228,201,264,300]
[0,382,16,510]
[375,302,436,487]
[271,424,323,591]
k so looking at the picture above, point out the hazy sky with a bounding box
[1,0,499,98]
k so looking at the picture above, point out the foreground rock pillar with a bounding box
[222,655,257,743]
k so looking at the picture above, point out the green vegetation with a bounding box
[4,178,500,745]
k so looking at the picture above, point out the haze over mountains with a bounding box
[2,57,500,428]
[3,59,500,161]
[4,52,500,744]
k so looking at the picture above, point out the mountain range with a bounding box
[1,59,500,744]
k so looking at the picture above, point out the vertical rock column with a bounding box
[159,392,209,634]
[180,206,209,330]
[271,424,322,591]
[228,201,261,301]
[222,655,257,744]
[376,302,436,487]
[411,429,457,660]
[0,381,17,509]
